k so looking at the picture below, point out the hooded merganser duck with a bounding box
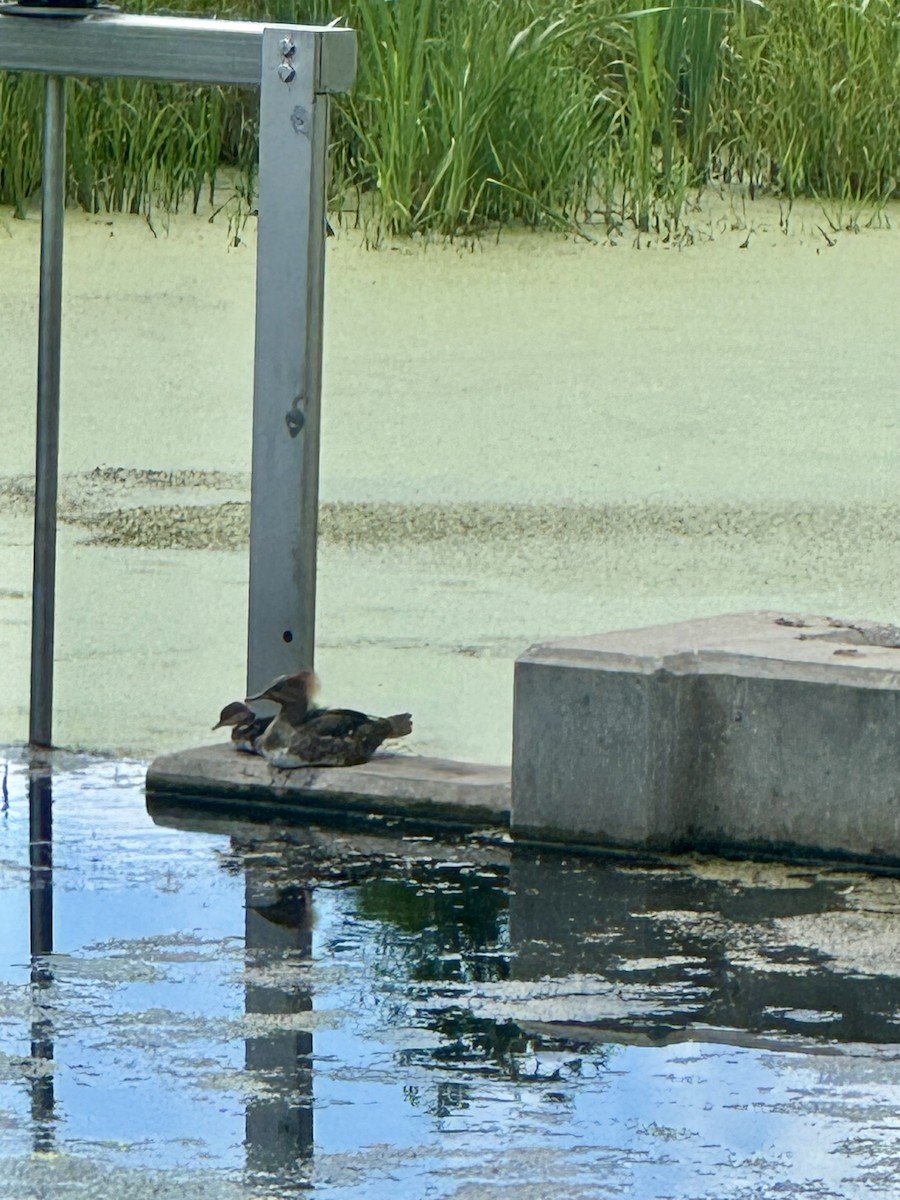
[246,669,412,768]
[212,702,272,754]
[245,669,319,761]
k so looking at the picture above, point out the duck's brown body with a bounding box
[245,670,412,768]
[268,707,413,768]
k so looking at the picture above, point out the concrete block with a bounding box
[512,612,900,863]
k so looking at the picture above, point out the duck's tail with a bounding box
[385,713,413,739]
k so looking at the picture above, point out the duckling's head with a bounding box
[246,668,319,711]
[213,701,257,731]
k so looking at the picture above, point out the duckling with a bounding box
[246,669,412,768]
[212,702,272,754]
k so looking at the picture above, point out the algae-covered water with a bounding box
[0,197,899,759]
[3,753,900,1198]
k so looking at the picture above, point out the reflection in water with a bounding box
[5,761,900,1198]
[190,809,900,1146]
[29,766,52,955]
[353,866,528,1116]
[242,849,314,1182]
[28,765,55,1153]
[509,850,900,1046]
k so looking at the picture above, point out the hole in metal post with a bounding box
[282,631,294,644]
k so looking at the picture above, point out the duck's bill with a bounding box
[211,720,226,731]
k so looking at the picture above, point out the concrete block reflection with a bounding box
[509,849,900,1048]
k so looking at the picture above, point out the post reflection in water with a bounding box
[28,764,55,1153]
[242,846,314,1179]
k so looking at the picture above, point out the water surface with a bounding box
[2,752,900,1197]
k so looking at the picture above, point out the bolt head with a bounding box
[277,63,296,83]
[279,37,296,57]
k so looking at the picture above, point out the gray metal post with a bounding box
[29,74,67,748]
[246,28,329,696]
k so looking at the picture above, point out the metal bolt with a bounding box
[277,62,296,84]
[279,37,296,57]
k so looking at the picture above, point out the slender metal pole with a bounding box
[29,74,67,748]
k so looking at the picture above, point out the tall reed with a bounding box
[342,0,602,235]
[0,70,43,218]
[722,0,898,207]
[0,0,896,236]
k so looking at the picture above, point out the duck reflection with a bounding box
[28,764,55,1153]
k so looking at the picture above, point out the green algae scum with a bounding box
[4,751,900,1198]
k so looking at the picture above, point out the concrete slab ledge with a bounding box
[522,611,900,687]
[146,744,511,829]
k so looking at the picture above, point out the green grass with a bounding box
[0,0,896,236]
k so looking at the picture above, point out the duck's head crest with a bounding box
[245,668,319,707]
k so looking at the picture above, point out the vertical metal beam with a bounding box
[247,28,329,696]
[29,74,67,748]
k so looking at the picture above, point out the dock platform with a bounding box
[147,744,511,830]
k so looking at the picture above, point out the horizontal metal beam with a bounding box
[0,12,356,90]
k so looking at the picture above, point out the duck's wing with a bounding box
[300,707,371,737]
[286,711,412,766]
